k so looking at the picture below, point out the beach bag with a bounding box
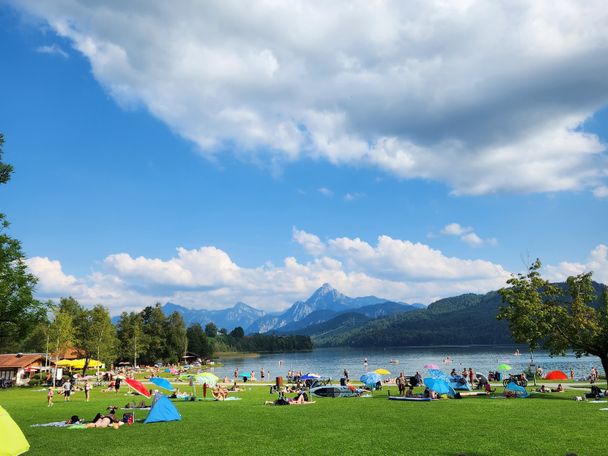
[122,413,134,425]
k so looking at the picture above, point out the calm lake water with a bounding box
[207,346,599,381]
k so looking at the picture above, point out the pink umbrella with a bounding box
[424,363,438,369]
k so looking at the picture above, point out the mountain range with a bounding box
[310,281,608,347]
[159,283,422,333]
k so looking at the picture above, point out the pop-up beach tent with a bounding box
[0,405,29,456]
[545,370,568,380]
[423,378,456,396]
[144,393,181,424]
[449,375,472,391]
[504,381,529,398]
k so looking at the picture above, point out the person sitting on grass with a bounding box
[228,381,240,392]
[551,384,564,393]
[212,385,228,400]
[484,383,496,394]
[536,385,549,393]
[405,386,414,398]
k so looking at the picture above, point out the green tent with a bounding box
[0,405,29,455]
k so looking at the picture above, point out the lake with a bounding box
[207,346,599,381]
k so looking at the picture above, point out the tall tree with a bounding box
[229,326,245,338]
[79,304,118,371]
[186,323,213,359]
[140,303,166,364]
[164,311,187,363]
[204,322,218,338]
[498,260,608,386]
[48,309,75,364]
[0,133,47,351]
[116,312,148,367]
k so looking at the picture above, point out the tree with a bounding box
[204,322,218,338]
[498,260,608,386]
[79,304,118,370]
[48,308,75,365]
[0,133,47,351]
[164,311,187,363]
[116,312,148,367]
[140,303,167,364]
[186,323,213,359]
[229,326,245,338]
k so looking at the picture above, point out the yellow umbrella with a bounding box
[55,359,76,367]
[374,368,391,375]
[68,359,103,369]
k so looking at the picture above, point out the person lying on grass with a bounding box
[551,384,564,393]
[264,391,314,405]
[85,407,123,429]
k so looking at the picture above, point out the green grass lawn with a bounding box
[2,384,606,456]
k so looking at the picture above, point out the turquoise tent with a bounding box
[144,393,182,424]
[423,378,456,396]
[504,382,529,398]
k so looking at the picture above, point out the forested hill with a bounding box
[313,281,607,348]
[313,291,510,347]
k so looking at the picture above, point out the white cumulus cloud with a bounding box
[440,222,497,247]
[13,0,608,195]
[545,244,608,284]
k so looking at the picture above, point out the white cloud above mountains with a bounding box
[440,223,497,247]
[25,229,608,315]
[15,0,608,195]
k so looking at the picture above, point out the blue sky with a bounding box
[1,2,607,313]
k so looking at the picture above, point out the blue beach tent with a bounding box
[504,382,529,398]
[449,375,472,391]
[423,378,456,396]
[144,393,182,424]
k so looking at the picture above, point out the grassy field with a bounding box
[2,383,606,456]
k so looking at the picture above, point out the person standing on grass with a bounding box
[84,380,92,402]
[47,387,54,407]
[261,368,265,382]
[63,379,72,402]
[570,368,575,380]
[114,376,121,393]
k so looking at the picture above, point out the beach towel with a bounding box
[31,422,72,428]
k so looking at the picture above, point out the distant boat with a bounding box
[389,360,399,364]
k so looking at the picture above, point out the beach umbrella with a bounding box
[545,370,568,380]
[150,377,175,391]
[238,371,251,378]
[299,373,321,380]
[195,373,219,388]
[374,368,391,375]
[125,378,151,398]
[360,372,381,387]
[55,359,75,368]
[497,364,512,371]
[424,363,438,369]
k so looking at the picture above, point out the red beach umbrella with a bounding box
[545,370,568,380]
[125,378,151,397]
